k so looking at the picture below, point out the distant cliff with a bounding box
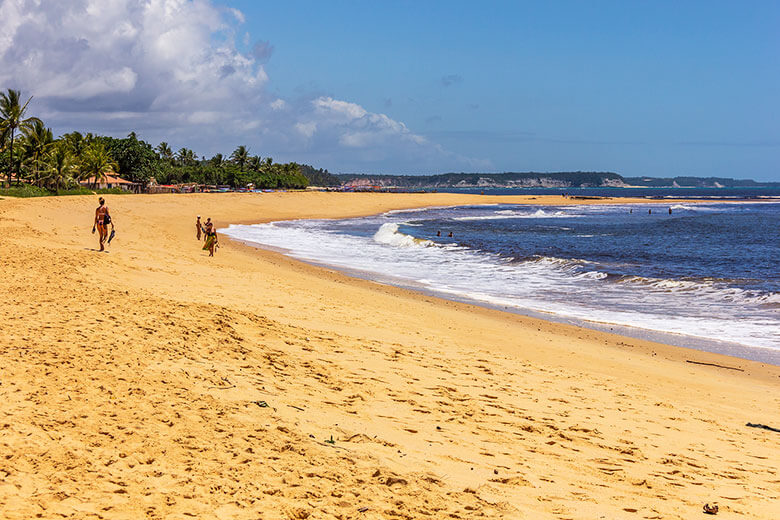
[334,172,779,189]
[623,176,780,188]
[337,171,627,188]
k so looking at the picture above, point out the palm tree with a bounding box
[247,155,261,172]
[156,141,173,162]
[259,156,274,175]
[79,141,118,189]
[176,147,196,167]
[210,153,224,167]
[0,89,42,186]
[0,126,9,171]
[42,144,75,191]
[22,119,54,186]
[61,131,86,159]
[230,145,249,171]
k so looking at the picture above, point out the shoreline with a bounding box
[250,249,780,366]
[222,226,780,388]
[2,192,778,519]
[222,198,779,366]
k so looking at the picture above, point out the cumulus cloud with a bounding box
[0,0,485,172]
[294,121,317,138]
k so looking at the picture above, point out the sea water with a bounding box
[221,201,780,363]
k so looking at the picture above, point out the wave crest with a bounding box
[373,223,435,248]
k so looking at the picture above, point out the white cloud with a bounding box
[0,0,486,172]
[313,97,368,121]
[228,7,245,24]
[311,96,432,149]
[295,121,317,138]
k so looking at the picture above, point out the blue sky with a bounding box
[1,0,778,179]
[223,0,780,180]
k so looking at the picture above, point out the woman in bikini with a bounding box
[92,197,112,251]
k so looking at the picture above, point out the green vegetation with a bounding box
[0,87,313,195]
[299,164,341,186]
[0,184,50,197]
[0,184,127,198]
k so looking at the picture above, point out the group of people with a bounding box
[196,215,218,256]
[91,198,218,256]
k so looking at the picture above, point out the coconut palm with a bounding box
[0,89,42,186]
[42,144,75,191]
[230,145,249,171]
[176,147,196,166]
[79,141,118,189]
[156,141,173,162]
[22,119,54,186]
[210,153,224,167]
[247,155,261,172]
[0,126,9,172]
[61,131,87,159]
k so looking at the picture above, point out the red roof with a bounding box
[80,174,135,185]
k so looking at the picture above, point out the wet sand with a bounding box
[0,192,778,519]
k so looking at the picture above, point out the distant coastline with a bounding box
[335,171,780,189]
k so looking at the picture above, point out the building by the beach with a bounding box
[80,174,142,192]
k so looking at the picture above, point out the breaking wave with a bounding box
[220,202,780,353]
[373,223,434,247]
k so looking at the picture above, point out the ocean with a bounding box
[221,193,780,364]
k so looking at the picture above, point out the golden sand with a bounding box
[0,192,777,519]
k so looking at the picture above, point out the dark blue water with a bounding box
[435,186,780,199]
[404,203,778,294]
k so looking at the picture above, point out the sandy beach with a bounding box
[0,192,778,520]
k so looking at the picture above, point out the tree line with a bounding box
[0,88,318,192]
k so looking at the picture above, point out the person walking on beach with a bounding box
[196,215,202,240]
[202,217,218,256]
[92,197,112,252]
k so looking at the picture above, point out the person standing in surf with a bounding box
[202,217,218,256]
[92,197,112,252]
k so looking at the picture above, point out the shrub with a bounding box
[0,184,50,197]
[0,185,131,198]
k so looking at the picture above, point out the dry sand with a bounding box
[0,192,777,520]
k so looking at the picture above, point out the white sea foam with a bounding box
[373,223,434,247]
[383,204,495,216]
[453,208,574,221]
[576,271,608,280]
[221,208,779,351]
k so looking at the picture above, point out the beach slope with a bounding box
[0,192,777,519]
